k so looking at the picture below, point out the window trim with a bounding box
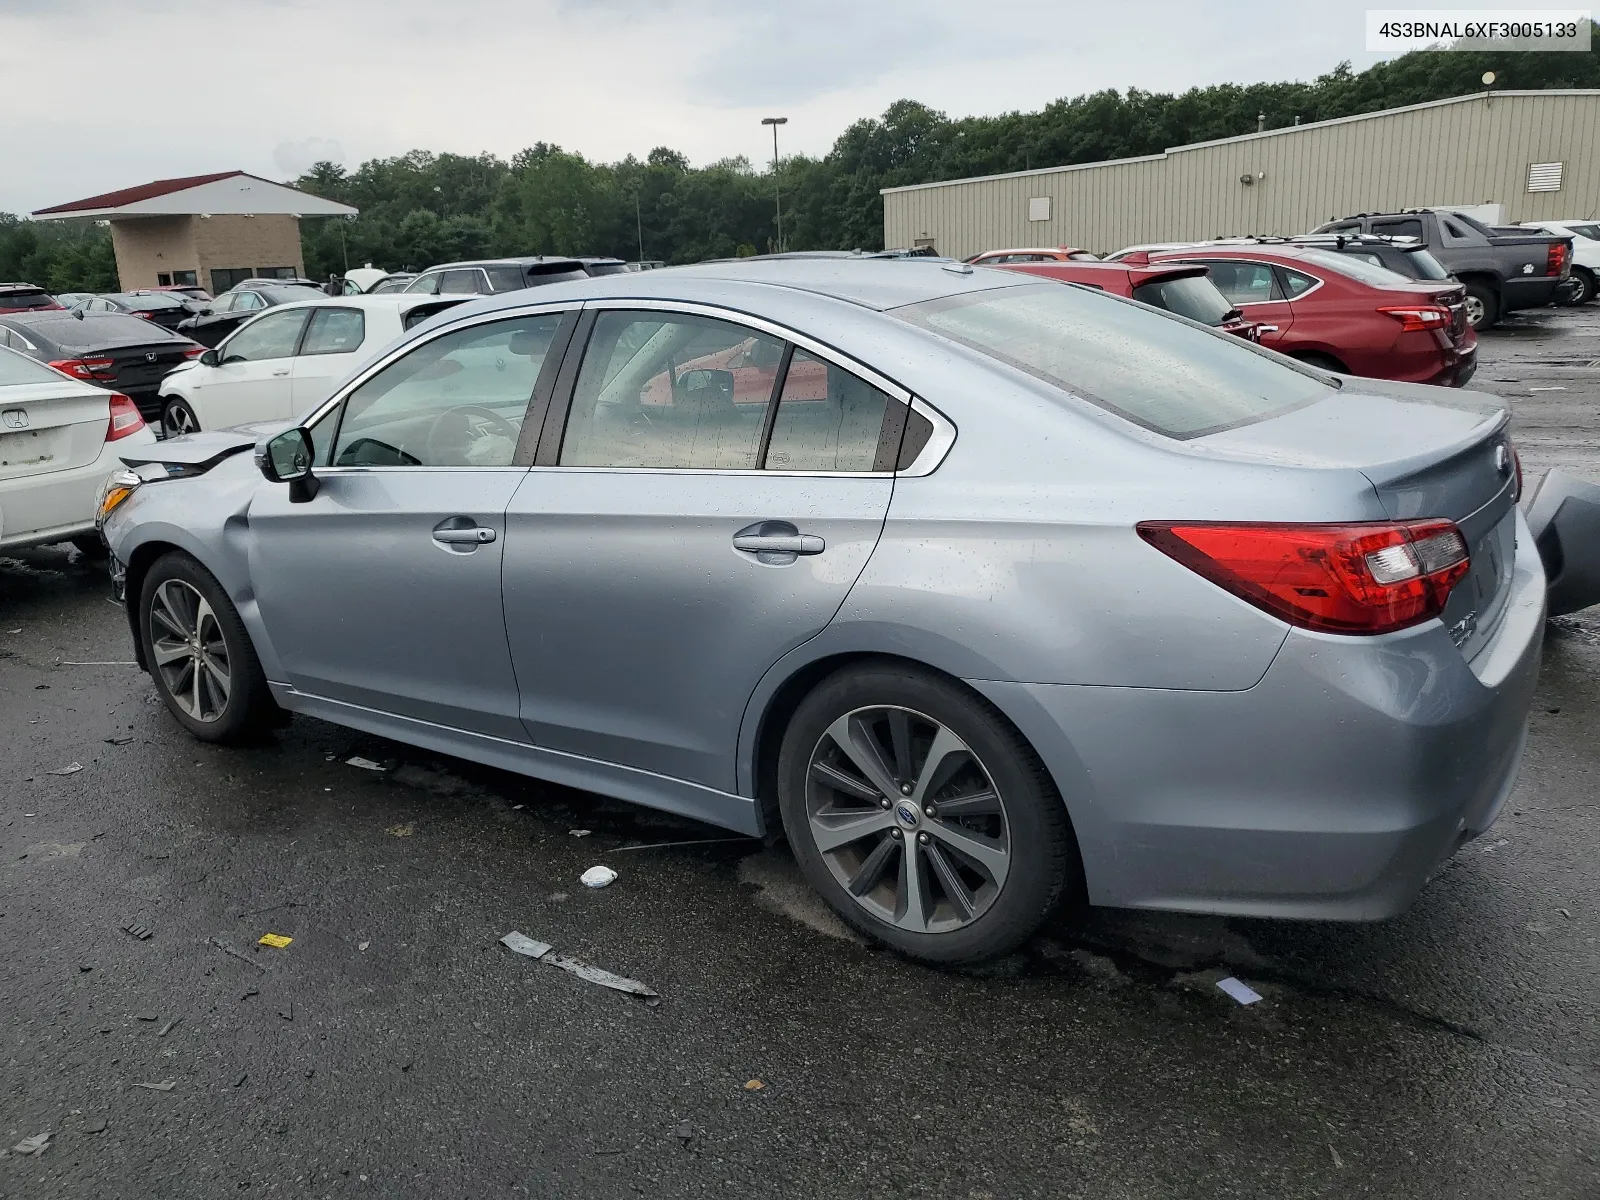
[534,298,949,478]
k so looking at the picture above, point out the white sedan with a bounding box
[157,294,467,436]
[0,344,155,553]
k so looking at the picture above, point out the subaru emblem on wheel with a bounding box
[895,801,920,827]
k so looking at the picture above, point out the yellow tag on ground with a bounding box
[258,933,293,949]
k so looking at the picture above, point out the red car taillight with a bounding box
[182,346,204,358]
[1376,306,1451,332]
[1137,520,1471,635]
[106,393,145,442]
[47,356,116,381]
[1547,241,1569,276]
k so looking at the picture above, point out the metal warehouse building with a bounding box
[882,90,1600,258]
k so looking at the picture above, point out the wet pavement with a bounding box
[3,306,1600,1198]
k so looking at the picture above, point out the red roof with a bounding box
[33,171,247,215]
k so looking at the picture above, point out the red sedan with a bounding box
[994,260,1260,340]
[1127,245,1477,387]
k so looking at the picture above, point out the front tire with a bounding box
[777,663,1078,966]
[139,551,278,743]
[1559,267,1596,306]
[1463,282,1499,330]
[162,396,200,438]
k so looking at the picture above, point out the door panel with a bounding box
[248,469,529,739]
[290,352,359,416]
[502,470,892,790]
[196,359,294,425]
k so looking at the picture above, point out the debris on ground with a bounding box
[258,933,293,949]
[569,828,592,838]
[83,1118,108,1135]
[744,1079,765,1091]
[1216,976,1263,1005]
[345,756,385,771]
[580,865,618,889]
[358,941,370,951]
[104,736,135,745]
[209,938,268,971]
[241,988,259,1000]
[1559,908,1573,919]
[157,1018,179,1037]
[675,1122,693,1144]
[499,930,658,999]
[500,932,554,959]
[234,1073,248,1088]
[133,1080,176,1092]
[1329,1143,1344,1168]
[48,762,84,775]
[10,1133,51,1157]
[512,804,525,810]
[279,1001,293,1021]
[385,823,414,837]
[122,922,153,941]
[61,659,137,666]
[136,1012,158,1021]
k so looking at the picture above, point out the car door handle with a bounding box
[271,368,291,376]
[1256,324,1280,333]
[733,533,825,555]
[433,526,496,545]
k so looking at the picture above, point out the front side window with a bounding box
[300,307,366,356]
[561,311,785,470]
[234,292,265,312]
[221,309,310,363]
[1197,261,1282,305]
[439,269,484,295]
[330,313,563,468]
[764,349,890,472]
[896,282,1330,439]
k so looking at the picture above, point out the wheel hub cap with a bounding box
[805,705,1010,934]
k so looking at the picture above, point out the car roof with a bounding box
[268,293,472,313]
[423,257,585,270]
[973,247,1089,256]
[0,282,49,292]
[435,256,1026,317]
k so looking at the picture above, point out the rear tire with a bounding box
[162,396,200,438]
[1463,282,1499,330]
[777,663,1078,966]
[139,551,279,743]
[1559,267,1596,307]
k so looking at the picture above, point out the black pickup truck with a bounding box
[1312,209,1572,329]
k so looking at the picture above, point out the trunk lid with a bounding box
[1196,383,1516,658]
[99,341,195,392]
[0,380,109,479]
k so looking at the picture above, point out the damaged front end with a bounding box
[1526,468,1600,617]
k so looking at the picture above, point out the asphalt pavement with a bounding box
[3,306,1600,1199]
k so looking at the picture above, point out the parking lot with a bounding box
[3,306,1600,1198]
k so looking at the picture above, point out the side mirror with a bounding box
[199,349,219,367]
[256,427,320,502]
[674,367,736,407]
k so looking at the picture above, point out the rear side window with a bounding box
[0,344,67,386]
[484,266,527,292]
[896,283,1330,439]
[1371,218,1424,240]
[439,269,484,295]
[1567,223,1600,241]
[764,349,890,472]
[1280,269,1319,298]
[300,308,366,356]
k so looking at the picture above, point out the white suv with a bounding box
[1520,220,1600,306]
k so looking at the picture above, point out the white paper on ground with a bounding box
[499,931,553,960]
[1216,976,1263,1005]
[580,865,617,889]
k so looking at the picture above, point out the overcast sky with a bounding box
[0,0,1567,215]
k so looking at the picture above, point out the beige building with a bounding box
[883,90,1600,258]
[32,171,357,294]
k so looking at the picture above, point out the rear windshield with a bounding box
[583,262,630,276]
[1294,249,1412,287]
[260,285,324,304]
[896,283,1329,439]
[1404,249,1451,280]
[0,290,57,310]
[118,293,186,310]
[0,344,69,386]
[31,314,187,348]
[1132,275,1235,326]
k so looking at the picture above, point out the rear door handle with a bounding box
[271,368,291,377]
[733,532,825,555]
[434,527,496,544]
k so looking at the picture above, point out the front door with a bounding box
[249,309,569,739]
[200,307,310,426]
[1189,258,1296,350]
[503,307,901,792]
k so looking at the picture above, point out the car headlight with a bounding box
[96,469,142,529]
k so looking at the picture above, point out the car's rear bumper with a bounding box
[974,510,1545,919]
[0,427,157,549]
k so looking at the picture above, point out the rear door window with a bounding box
[300,307,366,356]
[439,269,484,295]
[1194,261,1282,305]
[485,266,528,291]
[896,283,1330,440]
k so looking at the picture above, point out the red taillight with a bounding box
[1137,520,1471,635]
[48,358,94,380]
[1547,241,1569,276]
[182,346,204,358]
[1377,306,1450,332]
[105,393,145,442]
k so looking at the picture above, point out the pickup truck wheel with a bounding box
[1463,283,1498,330]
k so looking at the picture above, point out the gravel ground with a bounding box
[3,304,1599,1198]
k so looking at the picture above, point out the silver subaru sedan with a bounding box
[97,257,1548,965]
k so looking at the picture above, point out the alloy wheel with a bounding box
[1463,294,1486,327]
[805,705,1010,934]
[163,403,198,437]
[148,579,231,723]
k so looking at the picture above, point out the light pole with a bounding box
[761,116,787,252]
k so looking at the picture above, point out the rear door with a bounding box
[1183,259,1295,349]
[501,302,902,793]
[289,306,369,415]
[196,307,309,427]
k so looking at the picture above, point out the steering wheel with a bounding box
[424,404,520,465]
